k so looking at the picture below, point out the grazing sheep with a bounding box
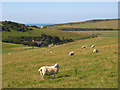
[40,26,43,28]
[38,64,59,79]
[93,49,98,53]
[91,45,95,48]
[82,46,86,49]
[50,51,52,53]
[8,53,11,55]
[69,51,74,56]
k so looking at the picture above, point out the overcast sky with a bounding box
[2,2,118,24]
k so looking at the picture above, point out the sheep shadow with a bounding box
[56,75,70,78]
[47,75,70,79]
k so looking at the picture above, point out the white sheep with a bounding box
[50,51,52,53]
[82,46,86,49]
[93,49,98,53]
[91,45,95,48]
[8,53,11,55]
[69,51,74,56]
[38,64,59,79]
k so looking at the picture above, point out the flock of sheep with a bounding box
[69,45,98,56]
[38,45,98,80]
[8,44,98,80]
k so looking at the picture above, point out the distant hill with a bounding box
[1,21,33,32]
[46,19,119,29]
[1,20,97,47]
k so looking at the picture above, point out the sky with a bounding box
[1,0,119,2]
[2,2,118,24]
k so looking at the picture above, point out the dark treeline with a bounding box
[2,34,73,47]
[59,28,119,31]
[1,21,33,32]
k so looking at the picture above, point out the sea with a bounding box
[25,23,55,27]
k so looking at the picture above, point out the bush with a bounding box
[2,21,33,32]
[2,34,73,47]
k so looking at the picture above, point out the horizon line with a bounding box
[1,18,118,25]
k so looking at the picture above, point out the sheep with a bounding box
[40,26,43,28]
[69,51,74,56]
[82,46,86,49]
[8,53,11,55]
[38,64,59,79]
[91,45,95,48]
[50,51,52,53]
[93,49,98,53]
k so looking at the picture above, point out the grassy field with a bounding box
[68,31,118,37]
[2,31,118,88]
[57,19,119,29]
[2,28,94,41]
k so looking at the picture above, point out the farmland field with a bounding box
[2,30,118,88]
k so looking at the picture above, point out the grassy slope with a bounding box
[50,19,118,29]
[2,28,94,40]
[2,19,118,40]
[2,33,118,88]
[2,19,118,88]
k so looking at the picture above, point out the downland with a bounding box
[2,19,118,88]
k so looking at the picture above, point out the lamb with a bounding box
[69,51,74,56]
[93,49,98,53]
[38,64,59,79]
[91,45,95,48]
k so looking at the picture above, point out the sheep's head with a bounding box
[54,64,59,74]
[54,64,59,69]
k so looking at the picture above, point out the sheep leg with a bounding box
[53,74,55,79]
[41,73,44,80]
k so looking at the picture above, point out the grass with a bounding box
[2,31,118,88]
[2,19,118,88]
[56,19,118,29]
[2,42,36,53]
[68,31,118,37]
[2,28,95,41]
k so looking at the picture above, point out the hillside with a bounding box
[2,19,118,88]
[46,19,119,30]
[2,21,97,47]
[2,35,118,88]
[1,21,33,32]
[2,21,97,40]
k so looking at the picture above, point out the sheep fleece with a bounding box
[40,66,59,76]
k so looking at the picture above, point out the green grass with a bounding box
[56,20,118,29]
[2,19,118,88]
[2,42,37,53]
[2,31,118,88]
[2,28,95,41]
[67,31,118,37]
